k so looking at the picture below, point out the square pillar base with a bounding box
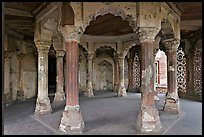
[163,98,180,114]
[34,98,52,116]
[136,106,162,133]
[59,105,84,134]
[117,87,127,97]
[54,92,65,102]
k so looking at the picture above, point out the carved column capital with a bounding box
[59,25,83,43]
[35,40,51,52]
[161,38,180,53]
[56,50,65,57]
[136,27,160,42]
[4,51,12,59]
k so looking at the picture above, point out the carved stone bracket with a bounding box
[59,25,83,43]
[136,27,160,42]
[35,40,52,52]
[161,38,180,53]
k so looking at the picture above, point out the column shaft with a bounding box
[114,58,119,92]
[163,42,180,113]
[59,40,84,134]
[4,52,12,103]
[34,41,52,116]
[136,40,162,133]
[54,51,65,101]
[84,54,94,97]
[117,57,127,96]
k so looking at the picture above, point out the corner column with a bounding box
[84,53,94,97]
[162,39,180,114]
[34,40,52,116]
[136,27,162,133]
[117,55,127,97]
[4,51,12,103]
[54,50,65,102]
[59,26,84,134]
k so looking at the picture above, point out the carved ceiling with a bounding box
[3,2,202,41]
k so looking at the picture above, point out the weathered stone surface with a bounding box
[136,105,162,133]
[163,92,180,114]
[59,106,84,134]
[34,97,52,116]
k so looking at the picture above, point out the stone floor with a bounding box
[3,91,202,135]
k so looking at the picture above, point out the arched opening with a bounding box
[93,46,115,92]
[155,49,167,94]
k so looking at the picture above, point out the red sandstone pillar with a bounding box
[34,40,52,116]
[59,26,84,134]
[117,55,127,97]
[54,50,65,101]
[128,53,134,92]
[136,28,162,133]
[84,53,94,97]
[162,39,180,114]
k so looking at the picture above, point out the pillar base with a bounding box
[136,105,162,133]
[4,93,13,104]
[114,84,119,92]
[163,98,180,114]
[59,105,84,134]
[84,90,94,97]
[117,87,127,97]
[54,92,65,102]
[34,97,52,117]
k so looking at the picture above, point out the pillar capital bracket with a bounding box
[118,53,125,59]
[136,27,160,42]
[56,50,65,57]
[59,25,83,43]
[4,51,12,59]
[35,40,52,52]
[161,38,180,52]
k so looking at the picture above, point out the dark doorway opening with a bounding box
[48,55,56,97]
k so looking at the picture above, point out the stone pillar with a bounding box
[153,47,160,101]
[54,50,65,102]
[84,53,94,97]
[17,53,25,100]
[113,55,119,92]
[34,40,52,116]
[128,55,133,92]
[162,39,180,114]
[4,51,12,103]
[117,55,127,97]
[59,26,84,134]
[136,27,162,133]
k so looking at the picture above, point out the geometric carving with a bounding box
[193,47,202,96]
[133,53,140,91]
[177,47,186,93]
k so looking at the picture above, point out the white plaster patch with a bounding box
[169,66,175,71]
